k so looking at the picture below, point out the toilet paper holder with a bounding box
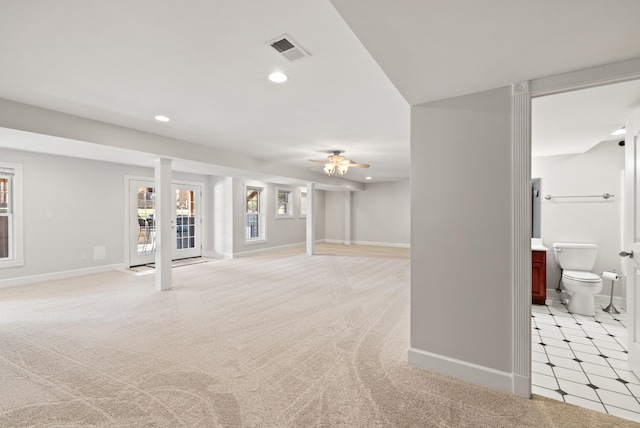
[602,270,620,314]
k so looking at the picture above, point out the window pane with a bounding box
[0,216,8,259]
[176,189,196,250]
[137,187,155,255]
[247,188,259,213]
[245,186,263,240]
[0,177,8,214]
[277,191,289,214]
[247,213,259,238]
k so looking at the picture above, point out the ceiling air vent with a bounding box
[266,34,310,62]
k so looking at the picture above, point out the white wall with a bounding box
[410,87,513,376]
[324,191,346,242]
[352,180,410,246]
[324,180,410,246]
[313,188,326,242]
[0,148,142,282]
[532,140,624,300]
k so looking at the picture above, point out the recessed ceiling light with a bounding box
[268,72,288,83]
[612,127,625,136]
[154,115,170,122]
[365,176,372,180]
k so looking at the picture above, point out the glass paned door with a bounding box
[129,180,202,266]
[174,186,200,259]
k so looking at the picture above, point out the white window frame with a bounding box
[244,183,266,243]
[275,187,293,219]
[299,188,307,219]
[0,162,23,268]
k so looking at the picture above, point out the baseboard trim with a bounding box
[233,242,306,258]
[512,373,532,398]
[233,239,411,257]
[0,263,126,289]
[545,290,626,310]
[408,347,518,395]
[351,240,410,248]
[324,239,351,245]
[203,250,231,259]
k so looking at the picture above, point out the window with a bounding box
[245,185,265,241]
[276,188,293,218]
[0,163,23,268]
[299,189,307,218]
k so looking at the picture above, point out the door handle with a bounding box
[619,250,634,259]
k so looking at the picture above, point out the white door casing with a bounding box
[623,107,640,378]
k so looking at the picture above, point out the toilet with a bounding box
[553,243,603,316]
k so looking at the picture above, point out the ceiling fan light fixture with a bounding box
[324,163,335,175]
[309,150,368,177]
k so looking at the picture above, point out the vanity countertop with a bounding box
[532,238,549,251]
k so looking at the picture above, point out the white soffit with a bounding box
[329,0,640,106]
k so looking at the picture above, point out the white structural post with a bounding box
[344,191,351,245]
[306,183,315,255]
[155,158,173,291]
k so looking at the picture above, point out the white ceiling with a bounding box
[0,0,409,183]
[1,1,639,183]
[532,79,640,157]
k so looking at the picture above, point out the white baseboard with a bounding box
[203,250,231,259]
[0,263,125,289]
[545,289,626,310]
[324,239,351,245]
[232,239,411,257]
[512,373,532,398]
[351,240,410,248]
[233,242,306,258]
[408,347,521,396]
[594,294,626,310]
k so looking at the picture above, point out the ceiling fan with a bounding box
[309,150,370,177]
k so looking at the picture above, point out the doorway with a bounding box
[128,179,202,267]
[528,79,640,420]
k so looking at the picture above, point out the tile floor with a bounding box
[532,300,640,423]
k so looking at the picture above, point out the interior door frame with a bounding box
[624,108,640,375]
[124,175,204,267]
[511,58,640,398]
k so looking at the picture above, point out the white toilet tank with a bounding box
[553,243,598,270]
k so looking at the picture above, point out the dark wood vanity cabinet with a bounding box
[532,250,547,305]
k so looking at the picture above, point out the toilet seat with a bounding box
[563,270,601,283]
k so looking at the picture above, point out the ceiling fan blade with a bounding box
[308,159,327,163]
[349,163,370,168]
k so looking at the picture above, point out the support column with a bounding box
[155,158,173,291]
[344,191,351,245]
[306,183,315,255]
[511,81,532,397]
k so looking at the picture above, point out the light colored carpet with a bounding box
[0,243,634,427]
